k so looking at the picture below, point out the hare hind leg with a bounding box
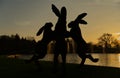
[86,54,99,62]
[80,57,86,66]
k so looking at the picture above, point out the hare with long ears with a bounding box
[26,22,54,66]
[35,22,54,58]
[52,4,68,73]
[68,13,99,67]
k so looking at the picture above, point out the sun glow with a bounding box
[112,32,120,41]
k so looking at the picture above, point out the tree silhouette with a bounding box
[98,33,119,53]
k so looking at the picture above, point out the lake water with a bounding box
[8,53,120,68]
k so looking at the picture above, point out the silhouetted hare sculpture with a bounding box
[35,22,53,58]
[26,22,54,64]
[68,13,99,67]
[52,4,67,73]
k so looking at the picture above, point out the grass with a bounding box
[0,56,120,78]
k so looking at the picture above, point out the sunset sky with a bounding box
[0,0,120,43]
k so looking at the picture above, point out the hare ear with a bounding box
[79,20,87,24]
[36,26,45,36]
[61,7,67,17]
[75,13,87,21]
[52,4,60,17]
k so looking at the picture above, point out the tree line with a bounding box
[0,33,120,55]
[0,34,36,55]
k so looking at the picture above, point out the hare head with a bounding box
[36,22,53,36]
[44,22,53,28]
[52,4,67,21]
[68,13,87,28]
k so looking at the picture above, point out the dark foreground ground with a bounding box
[0,56,120,78]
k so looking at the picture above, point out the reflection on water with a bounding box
[8,53,120,68]
[86,53,120,68]
[41,53,120,68]
[118,54,120,62]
